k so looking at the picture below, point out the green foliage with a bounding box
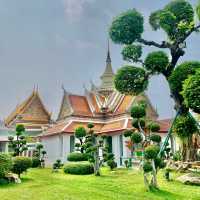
[150,134,161,143]
[12,156,32,177]
[149,10,163,30]
[0,153,12,178]
[154,157,166,169]
[8,124,28,157]
[121,45,142,63]
[143,162,153,173]
[147,122,160,132]
[87,123,94,129]
[197,0,200,20]
[173,151,182,161]
[144,51,169,74]
[114,66,148,95]
[67,152,88,162]
[131,132,143,144]
[169,61,200,101]
[63,162,94,175]
[53,159,63,170]
[182,71,200,113]
[107,160,117,170]
[75,127,87,138]
[132,119,145,129]
[131,105,146,119]
[31,157,41,168]
[109,9,144,44]
[33,143,46,168]
[144,145,160,160]
[123,130,133,137]
[173,114,198,138]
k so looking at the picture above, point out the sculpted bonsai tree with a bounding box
[109,0,200,160]
[8,124,28,157]
[124,101,164,190]
[74,123,116,176]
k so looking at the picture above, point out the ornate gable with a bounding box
[5,89,51,128]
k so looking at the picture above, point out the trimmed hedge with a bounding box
[64,162,94,175]
[0,153,12,178]
[67,152,88,162]
[32,157,41,168]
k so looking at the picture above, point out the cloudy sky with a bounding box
[0,0,199,120]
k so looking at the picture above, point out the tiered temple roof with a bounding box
[5,89,51,131]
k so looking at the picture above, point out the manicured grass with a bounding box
[0,168,200,200]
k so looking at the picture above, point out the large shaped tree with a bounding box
[109,0,200,159]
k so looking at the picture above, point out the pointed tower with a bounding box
[98,40,115,96]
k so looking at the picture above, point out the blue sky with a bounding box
[0,0,199,120]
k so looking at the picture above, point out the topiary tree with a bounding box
[124,101,164,189]
[33,143,47,168]
[75,126,87,153]
[8,124,28,157]
[182,70,200,114]
[109,0,200,160]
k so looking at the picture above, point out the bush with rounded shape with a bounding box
[182,71,200,113]
[132,119,145,129]
[107,160,117,170]
[32,157,41,168]
[173,114,198,138]
[154,157,166,169]
[12,156,32,177]
[144,51,169,74]
[63,162,94,175]
[164,0,194,24]
[131,105,146,119]
[16,124,25,133]
[122,45,142,63]
[115,66,148,95]
[75,127,86,139]
[131,132,143,144]
[144,145,160,160]
[123,130,133,137]
[87,123,94,129]
[109,9,143,44]
[150,134,161,143]
[147,122,160,132]
[0,153,12,178]
[169,61,200,101]
[143,162,153,173]
[67,152,88,162]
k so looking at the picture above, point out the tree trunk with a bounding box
[94,147,100,176]
[151,159,158,188]
[143,173,150,191]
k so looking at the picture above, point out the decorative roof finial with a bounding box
[106,38,111,63]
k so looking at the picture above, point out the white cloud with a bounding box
[62,0,94,22]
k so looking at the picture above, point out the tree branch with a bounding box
[137,38,171,48]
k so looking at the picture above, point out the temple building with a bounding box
[4,89,51,136]
[40,44,171,165]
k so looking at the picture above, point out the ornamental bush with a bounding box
[109,9,144,44]
[12,156,32,178]
[114,66,148,95]
[150,134,161,143]
[63,162,94,175]
[32,157,41,168]
[123,130,133,137]
[132,119,145,129]
[0,153,12,178]
[131,105,146,119]
[131,132,143,144]
[144,51,169,74]
[182,71,200,113]
[147,122,160,132]
[144,145,160,160]
[67,152,88,162]
[107,160,117,170]
[143,162,153,173]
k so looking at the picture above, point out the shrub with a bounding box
[131,105,146,119]
[143,162,153,173]
[131,132,143,144]
[144,145,160,160]
[53,159,63,170]
[32,157,41,168]
[12,156,32,177]
[150,134,161,143]
[0,153,12,178]
[67,152,88,162]
[107,160,117,170]
[63,162,94,175]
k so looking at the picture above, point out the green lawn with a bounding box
[0,168,200,200]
